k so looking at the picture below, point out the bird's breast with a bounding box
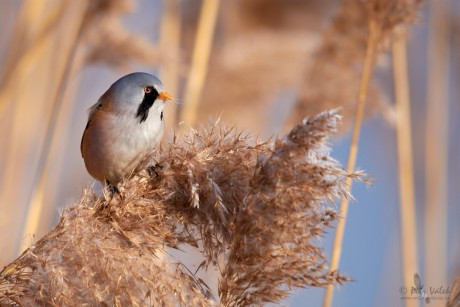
[82,109,164,184]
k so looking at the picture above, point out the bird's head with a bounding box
[104,72,172,123]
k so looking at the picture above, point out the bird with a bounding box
[81,72,172,187]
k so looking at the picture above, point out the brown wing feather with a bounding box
[81,90,113,158]
[80,119,91,157]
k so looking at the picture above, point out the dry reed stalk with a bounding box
[159,0,182,129]
[0,0,47,85]
[0,0,66,187]
[0,111,359,305]
[392,28,419,307]
[425,1,450,304]
[0,0,67,117]
[179,0,220,129]
[323,1,423,305]
[0,58,53,263]
[34,46,87,239]
[0,0,72,262]
[322,17,380,307]
[18,1,90,255]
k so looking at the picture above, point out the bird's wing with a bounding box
[80,101,102,157]
[80,120,90,158]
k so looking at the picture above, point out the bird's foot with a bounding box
[147,163,161,178]
[105,180,120,197]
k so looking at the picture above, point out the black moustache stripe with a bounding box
[136,88,159,123]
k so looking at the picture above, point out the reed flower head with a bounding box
[290,0,422,130]
[0,110,359,305]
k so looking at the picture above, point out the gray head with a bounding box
[104,72,172,122]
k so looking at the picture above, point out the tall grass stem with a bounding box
[323,17,379,307]
[18,1,89,255]
[425,1,450,305]
[392,27,419,307]
[159,0,181,128]
[179,0,219,129]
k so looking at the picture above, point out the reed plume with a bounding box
[219,110,355,306]
[293,0,422,131]
[291,0,384,131]
[0,111,359,305]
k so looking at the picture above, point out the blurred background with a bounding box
[0,0,458,306]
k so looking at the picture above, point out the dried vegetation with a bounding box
[0,110,358,306]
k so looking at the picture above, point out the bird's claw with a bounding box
[147,163,161,178]
[105,180,120,197]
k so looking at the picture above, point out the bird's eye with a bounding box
[144,87,152,94]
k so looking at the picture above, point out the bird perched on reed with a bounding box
[81,72,172,187]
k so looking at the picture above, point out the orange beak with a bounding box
[158,91,173,101]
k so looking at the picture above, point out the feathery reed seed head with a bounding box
[290,0,422,130]
[0,111,359,305]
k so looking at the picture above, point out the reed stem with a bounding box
[18,1,89,255]
[323,17,379,307]
[179,0,220,129]
[425,1,450,305]
[0,0,67,261]
[392,27,419,307]
[0,0,66,118]
[159,0,181,128]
